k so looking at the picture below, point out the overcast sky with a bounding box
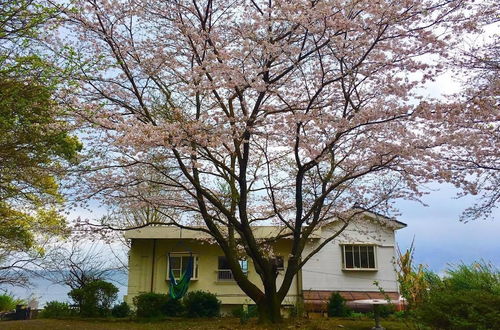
[395,183,499,273]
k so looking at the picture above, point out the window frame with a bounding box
[217,256,248,281]
[167,252,199,281]
[341,244,377,271]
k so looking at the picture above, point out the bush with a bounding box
[183,291,220,318]
[416,289,500,330]
[376,303,396,318]
[133,292,184,318]
[164,295,185,317]
[111,301,130,318]
[0,293,24,312]
[231,304,258,323]
[393,310,407,319]
[231,304,258,318]
[39,301,74,318]
[68,280,118,317]
[416,262,500,330]
[327,292,351,317]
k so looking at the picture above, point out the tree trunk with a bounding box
[257,292,283,323]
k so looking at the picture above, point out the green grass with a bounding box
[0,317,408,329]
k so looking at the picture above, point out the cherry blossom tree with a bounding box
[439,12,499,222]
[54,0,495,322]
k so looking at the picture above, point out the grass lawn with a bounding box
[0,317,409,330]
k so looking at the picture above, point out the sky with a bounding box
[395,183,499,274]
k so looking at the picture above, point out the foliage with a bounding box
[111,301,130,318]
[0,293,24,312]
[0,78,80,210]
[133,293,184,318]
[0,3,79,213]
[0,0,55,40]
[392,310,407,319]
[327,292,351,317]
[287,301,304,319]
[394,243,438,310]
[416,289,500,330]
[415,261,500,330]
[183,291,220,318]
[163,295,185,317]
[231,304,258,323]
[348,312,367,319]
[39,301,74,318]
[68,280,118,317]
[376,304,396,318]
[444,261,500,294]
[0,0,80,287]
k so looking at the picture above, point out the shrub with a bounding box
[393,310,407,319]
[164,295,184,316]
[39,301,74,318]
[133,293,167,318]
[376,303,396,318]
[68,280,118,317]
[416,262,500,330]
[327,292,351,317]
[183,290,220,318]
[231,304,258,318]
[416,289,500,330]
[133,292,184,318]
[0,293,24,312]
[231,304,258,323]
[111,301,130,318]
[288,301,304,318]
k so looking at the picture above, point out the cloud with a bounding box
[396,183,500,272]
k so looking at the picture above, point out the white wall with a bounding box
[301,218,400,293]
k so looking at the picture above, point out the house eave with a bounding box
[124,225,323,240]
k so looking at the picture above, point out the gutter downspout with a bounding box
[150,239,157,292]
[296,259,304,313]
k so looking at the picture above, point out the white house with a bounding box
[301,212,406,311]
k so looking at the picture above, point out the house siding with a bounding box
[125,215,404,312]
[301,217,399,294]
[125,238,299,307]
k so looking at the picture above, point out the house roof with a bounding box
[123,225,305,240]
[123,209,406,239]
[353,208,407,229]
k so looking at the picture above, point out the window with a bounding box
[168,253,198,280]
[217,256,248,281]
[342,245,376,270]
[273,256,285,271]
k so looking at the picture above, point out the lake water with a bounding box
[3,272,128,308]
